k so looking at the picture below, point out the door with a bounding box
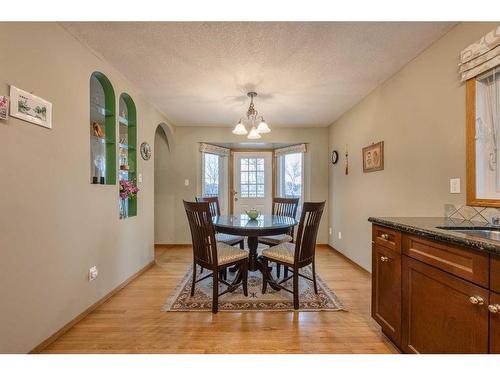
[490,291,500,354]
[233,152,272,215]
[372,243,401,346]
[402,256,489,353]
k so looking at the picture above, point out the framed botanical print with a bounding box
[362,141,384,173]
[9,85,52,129]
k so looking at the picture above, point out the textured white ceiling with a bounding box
[62,22,455,127]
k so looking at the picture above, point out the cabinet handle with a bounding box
[469,296,485,305]
[380,233,389,240]
[488,304,500,314]
[380,256,389,262]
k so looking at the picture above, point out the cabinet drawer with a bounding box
[491,255,500,294]
[402,256,489,354]
[373,225,401,253]
[402,234,489,288]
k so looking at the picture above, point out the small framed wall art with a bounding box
[362,141,384,173]
[0,96,8,120]
[9,85,52,129]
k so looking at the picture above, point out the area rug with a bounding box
[162,265,344,312]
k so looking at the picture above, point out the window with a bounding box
[278,152,303,200]
[240,157,265,198]
[202,153,220,196]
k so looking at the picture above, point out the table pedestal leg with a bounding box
[247,236,260,272]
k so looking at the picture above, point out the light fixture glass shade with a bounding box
[247,126,261,139]
[232,122,248,135]
[256,120,271,133]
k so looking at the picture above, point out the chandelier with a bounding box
[232,92,271,139]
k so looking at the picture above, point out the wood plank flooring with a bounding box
[42,245,397,353]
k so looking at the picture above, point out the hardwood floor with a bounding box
[41,245,398,353]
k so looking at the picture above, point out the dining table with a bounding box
[213,214,298,272]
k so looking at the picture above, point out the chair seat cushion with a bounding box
[217,242,248,266]
[216,232,245,245]
[258,234,293,245]
[262,242,295,264]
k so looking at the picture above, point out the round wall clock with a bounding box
[331,150,339,165]
[140,142,152,160]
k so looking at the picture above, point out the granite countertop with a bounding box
[368,216,500,255]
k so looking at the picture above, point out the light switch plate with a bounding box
[184,179,190,186]
[138,173,142,183]
[450,178,460,194]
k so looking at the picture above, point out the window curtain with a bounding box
[199,143,230,156]
[274,143,307,157]
[476,68,500,193]
[459,25,500,82]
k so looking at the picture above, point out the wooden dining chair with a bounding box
[195,196,245,249]
[183,200,248,313]
[258,197,299,277]
[261,201,325,310]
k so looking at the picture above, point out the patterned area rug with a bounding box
[162,265,344,312]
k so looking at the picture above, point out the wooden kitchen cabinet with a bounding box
[490,291,500,354]
[372,243,401,346]
[401,256,489,353]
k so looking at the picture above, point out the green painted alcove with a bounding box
[90,71,116,185]
[118,93,137,218]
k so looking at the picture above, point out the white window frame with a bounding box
[277,152,305,211]
[239,157,266,198]
[201,152,228,214]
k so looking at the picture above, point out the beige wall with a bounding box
[0,22,172,353]
[154,126,330,245]
[328,22,499,271]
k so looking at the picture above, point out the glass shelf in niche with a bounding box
[119,116,129,126]
[91,101,113,117]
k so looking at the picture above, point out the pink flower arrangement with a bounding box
[120,179,139,200]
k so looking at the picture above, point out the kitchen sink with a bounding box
[436,227,500,241]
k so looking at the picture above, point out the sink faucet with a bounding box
[492,217,500,225]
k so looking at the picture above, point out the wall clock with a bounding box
[331,150,339,165]
[140,142,152,160]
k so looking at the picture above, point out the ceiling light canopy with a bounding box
[232,92,270,139]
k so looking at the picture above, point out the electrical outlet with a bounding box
[89,266,98,281]
[450,178,460,194]
[329,227,332,235]
[338,231,342,240]
[138,173,142,183]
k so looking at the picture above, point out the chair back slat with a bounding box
[273,197,299,219]
[183,200,218,267]
[294,201,325,266]
[273,197,299,237]
[195,196,221,217]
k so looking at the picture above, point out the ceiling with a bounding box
[62,22,456,128]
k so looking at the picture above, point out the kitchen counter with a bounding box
[368,216,500,255]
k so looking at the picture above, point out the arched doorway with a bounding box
[154,123,175,245]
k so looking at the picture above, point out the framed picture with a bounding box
[362,141,384,173]
[9,85,52,129]
[0,96,8,120]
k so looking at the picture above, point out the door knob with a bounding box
[488,304,500,313]
[469,296,485,305]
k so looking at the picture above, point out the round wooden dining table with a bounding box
[213,214,297,272]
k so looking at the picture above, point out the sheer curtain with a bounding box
[476,68,500,196]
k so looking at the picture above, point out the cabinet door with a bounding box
[490,292,500,354]
[372,243,401,346]
[402,256,489,353]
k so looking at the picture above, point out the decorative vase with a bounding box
[120,198,128,219]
